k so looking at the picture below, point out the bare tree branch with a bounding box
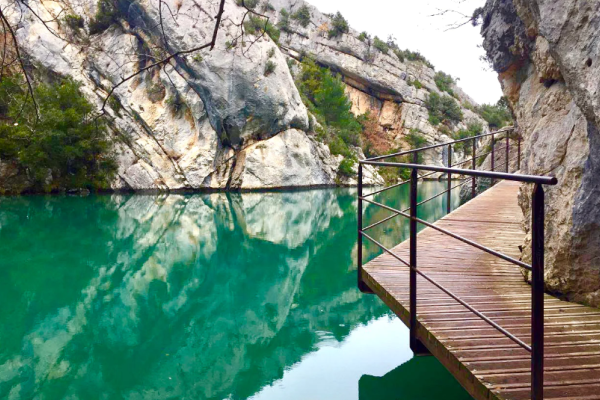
[99,0,227,114]
[0,5,39,118]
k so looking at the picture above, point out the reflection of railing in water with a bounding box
[356,127,558,400]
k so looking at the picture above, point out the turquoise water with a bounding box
[0,182,472,400]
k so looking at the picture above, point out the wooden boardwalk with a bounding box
[361,181,600,400]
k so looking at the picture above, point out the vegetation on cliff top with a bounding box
[0,78,116,192]
[426,92,463,125]
[477,97,513,129]
[296,59,360,176]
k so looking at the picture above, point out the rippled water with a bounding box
[0,182,472,399]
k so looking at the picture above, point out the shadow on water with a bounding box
[359,357,473,400]
[0,182,470,400]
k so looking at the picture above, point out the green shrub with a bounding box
[278,9,291,32]
[477,97,513,129]
[165,92,188,114]
[394,48,434,69]
[452,123,483,155]
[297,59,362,162]
[236,0,259,9]
[89,0,132,34]
[404,129,428,163]
[64,14,84,31]
[267,47,276,58]
[373,36,389,54]
[434,71,455,96]
[328,12,349,38]
[264,60,276,76]
[407,79,423,89]
[426,92,463,125]
[108,96,122,114]
[0,78,116,191]
[393,49,405,62]
[89,0,116,34]
[244,15,280,43]
[291,5,311,27]
[261,1,275,12]
[338,157,356,177]
[358,31,369,42]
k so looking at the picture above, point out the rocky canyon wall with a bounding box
[482,0,600,306]
[0,0,488,192]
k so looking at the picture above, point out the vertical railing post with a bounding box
[409,152,419,352]
[357,163,372,293]
[471,137,476,198]
[531,184,545,400]
[447,144,452,214]
[506,134,510,173]
[491,133,495,186]
[517,133,521,171]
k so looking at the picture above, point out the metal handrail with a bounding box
[357,128,553,400]
[361,162,557,185]
[365,126,514,162]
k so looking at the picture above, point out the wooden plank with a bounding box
[361,181,600,400]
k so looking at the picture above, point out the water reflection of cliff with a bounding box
[0,182,458,400]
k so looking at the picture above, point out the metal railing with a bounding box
[356,127,556,400]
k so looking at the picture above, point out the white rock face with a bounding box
[2,0,486,192]
[481,0,600,306]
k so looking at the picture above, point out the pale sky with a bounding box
[307,0,503,105]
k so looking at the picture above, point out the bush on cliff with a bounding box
[426,92,463,125]
[297,59,361,176]
[328,12,349,38]
[373,36,389,54]
[477,97,513,129]
[292,5,311,28]
[0,78,116,191]
[89,0,133,34]
[244,15,281,43]
[452,123,483,155]
[434,71,456,96]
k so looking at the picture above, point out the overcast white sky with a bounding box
[307,0,503,105]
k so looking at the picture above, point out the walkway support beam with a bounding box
[357,164,373,294]
[532,184,545,400]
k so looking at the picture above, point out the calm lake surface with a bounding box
[0,182,473,400]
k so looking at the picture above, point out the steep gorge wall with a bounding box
[1,0,487,192]
[482,0,600,306]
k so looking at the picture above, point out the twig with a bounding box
[0,6,39,118]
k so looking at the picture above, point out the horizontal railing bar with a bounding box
[413,215,533,271]
[450,151,492,168]
[360,231,410,267]
[359,162,557,185]
[359,229,532,352]
[360,197,533,271]
[365,127,514,162]
[362,210,405,231]
[362,170,439,198]
[362,178,472,231]
[415,179,471,208]
[412,267,532,352]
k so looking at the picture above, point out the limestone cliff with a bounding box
[1,0,487,192]
[481,0,600,306]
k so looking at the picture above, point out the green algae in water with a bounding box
[0,182,472,399]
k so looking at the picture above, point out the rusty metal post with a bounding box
[491,133,495,185]
[409,153,419,352]
[531,184,545,400]
[409,153,430,356]
[471,138,476,198]
[517,134,521,171]
[358,163,373,294]
[447,144,452,214]
[506,134,510,173]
